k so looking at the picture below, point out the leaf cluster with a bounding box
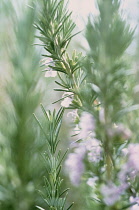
[36,0,88,110]
[36,0,76,58]
[34,106,73,210]
[85,0,134,120]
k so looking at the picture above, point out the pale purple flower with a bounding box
[61,92,73,108]
[65,133,102,186]
[101,183,120,206]
[128,144,139,171]
[41,57,53,66]
[65,146,85,186]
[130,196,139,210]
[130,205,139,210]
[87,177,98,188]
[101,182,128,206]
[41,57,57,78]
[130,196,139,204]
[118,144,139,183]
[119,163,137,183]
[79,112,95,139]
[71,136,102,164]
[118,164,137,183]
[88,150,102,163]
[85,137,102,163]
[67,109,78,121]
[85,137,101,151]
[45,70,57,77]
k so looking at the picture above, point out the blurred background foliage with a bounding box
[0,0,139,210]
[0,0,46,209]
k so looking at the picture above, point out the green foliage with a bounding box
[83,0,134,178]
[83,4,134,198]
[35,106,73,210]
[36,0,86,110]
[36,0,137,209]
[83,1,135,208]
[36,0,77,58]
[85,0,134,121]
[0,3,44,210]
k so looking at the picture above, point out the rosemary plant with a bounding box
[0,3,44,210]
[34,106,73,210]
[36,0,139,210]
[85,0,134,179]
[35,0,84,106]
[35,0,78,209]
